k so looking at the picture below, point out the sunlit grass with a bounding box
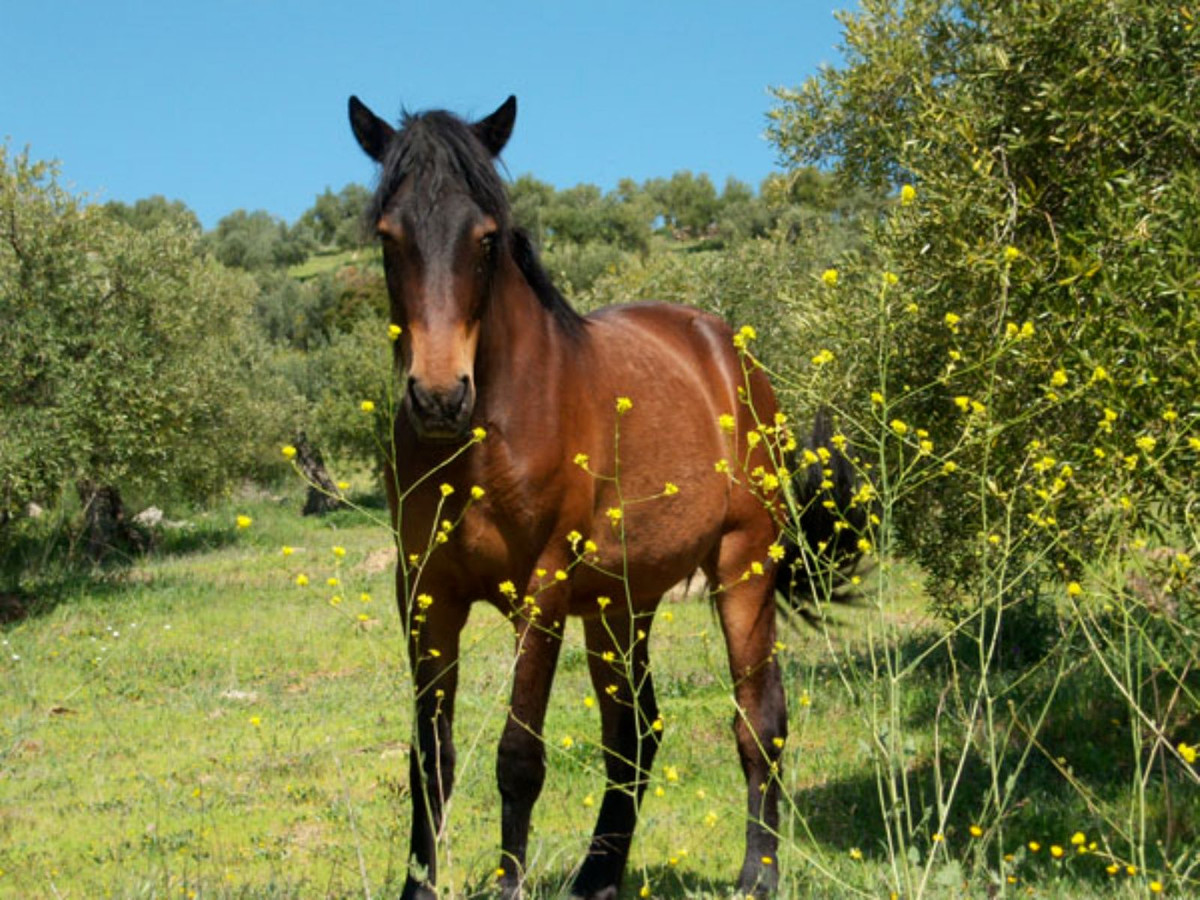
[1,486,1189,897]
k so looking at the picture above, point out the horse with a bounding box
[347,94,851,900]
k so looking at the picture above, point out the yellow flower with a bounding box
[944,312,961,331]
[470,485,485,500]
[890,419,909,436]
[583,794,594,807]
[615,396,633,414]
[821,268,839,287]
[573,452,590,468]
[663,482,679,496]
[1150,880,1163,893]
[1070,831,1086,845]
[554,569,568,582]
[336,480,350,491]
[388,323,402,341]
[969,824,983,837]
[871,391,884,406]
[900,184,916,206]
[811,348,835,366]
[954,396,971,412]
[883,271,899,286]
[1050,845,1064,858]
[1028,841,1041,852]
[718,413,736,433]
[932,833,944,843]
[767,543,785,562]
[332,546,346,558]
[1106,864,1120,876]
[1050,369,1068,388]
[732,324,757,349]
[639,884,651,899]
[1136,435,1157,454]
[281,444,297,459]
[472,426,488,441]
[1091,365,1109,383]
[360,400,375,413]
[327,577,339,588]
[235,514,252,529]
[249,716,261,728]
[295,573,309,587]
[1067,582,1083,597]
[714,458,730,474]
[417,593,434,609]
[1179,742,1197,764]
[606,507,623,524]
[439,483,454,498]
[281,545,294,556]
[561,735,574,749]
[1003,245,1021,262]
[664,765,679,783]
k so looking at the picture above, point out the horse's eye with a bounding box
[479,232,496,254]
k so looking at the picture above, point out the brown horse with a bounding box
[349,94,819,900]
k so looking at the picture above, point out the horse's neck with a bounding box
[474,270,567,421]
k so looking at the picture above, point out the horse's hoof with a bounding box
[570,889,617,900]
[400,877,437,900]
[735,862,779,899]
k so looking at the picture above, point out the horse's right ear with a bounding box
[349,96,394,162]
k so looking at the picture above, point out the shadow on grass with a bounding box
[784,623,1200,886]
[0,514,242,626]
[519,864,733,899]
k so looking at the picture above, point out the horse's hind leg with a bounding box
[710,541,788,897]
[572,608,661,900]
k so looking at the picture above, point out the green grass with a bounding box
[288,249,374,281]
[1,489,1189,898]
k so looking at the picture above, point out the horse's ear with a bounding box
[349,95,394,162]
[473,95,517,157]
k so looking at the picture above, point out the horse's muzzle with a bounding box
[405,375,474,442]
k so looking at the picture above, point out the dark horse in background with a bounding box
[348,94,862,899]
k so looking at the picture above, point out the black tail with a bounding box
[775,407,873,620]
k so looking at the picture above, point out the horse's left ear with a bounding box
[473,96,517,157]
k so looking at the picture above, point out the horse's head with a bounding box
[349,95,517,442]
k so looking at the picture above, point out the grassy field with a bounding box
[0,486,1184,898]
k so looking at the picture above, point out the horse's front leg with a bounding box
[495,590,567,899]
[401,594,469,900]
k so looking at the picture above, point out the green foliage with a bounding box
[298,183,372,251]
[0,147,297,562]
[101,194,201,235]
[754,4,1200,892]
[200,208,315,271]
[767,0,1200,597]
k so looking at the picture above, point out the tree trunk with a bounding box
[293,432,345,516]
[76,480,146,560]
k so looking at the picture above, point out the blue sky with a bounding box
[1,1,848,229]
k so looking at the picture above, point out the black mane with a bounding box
[367,108,586,337]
